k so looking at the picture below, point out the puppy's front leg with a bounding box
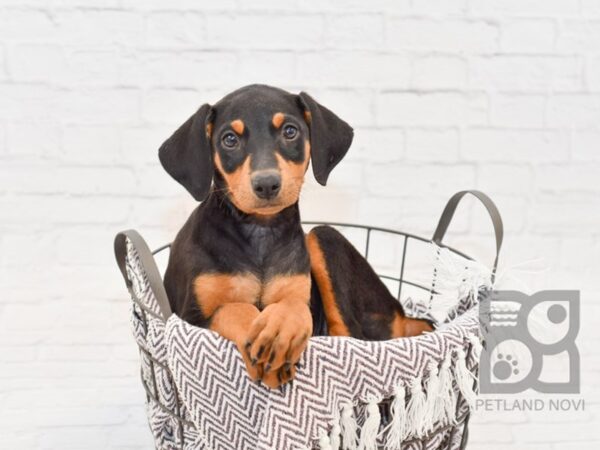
[209,303,264,381]
[246,274,312,388]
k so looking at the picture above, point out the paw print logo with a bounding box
[479,290,580,394]
[493,354,519,380]
[486,339,532,386]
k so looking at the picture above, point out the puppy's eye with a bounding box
[222,132,239,148]
[283,124,298,140]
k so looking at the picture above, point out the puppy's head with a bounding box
[159,84,353,216]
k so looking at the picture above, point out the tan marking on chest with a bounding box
[262,274,311,306]
[193,273,261,318]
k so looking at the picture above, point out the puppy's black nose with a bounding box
[251,173,281,200]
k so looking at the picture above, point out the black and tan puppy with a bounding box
[159,85,432,388]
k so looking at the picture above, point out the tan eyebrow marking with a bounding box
[206,123,213,138]
[272,112,285,129]
[231,119,244,135]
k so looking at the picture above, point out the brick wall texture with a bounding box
[0,0,599,448]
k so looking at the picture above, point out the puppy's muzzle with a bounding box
[251,172,281,200]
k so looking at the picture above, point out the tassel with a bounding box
[319,429,333,450]
[468,334,483,363]
[358,398,381,450]
[384,384,406,450]
[406,376,427,437]
[455,348,478,410]
[330,418,341,450]
[340,405,358,450]
[436,353,457,426]
[423,360,440,433]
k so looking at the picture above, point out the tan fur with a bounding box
[193,272,261,318]
[304,110,312,124]
[305,231,351,336]
[391,311,433,337]
[304,140,311,160]
[210,303,259,343]
[272,141,310,211]
[272,112,285,129]
[214,142,310,216]
[209,303,263,381]
[262,274,311,306]
[213,152,258,213]
[231,119,244,135]
[246,292,313,385]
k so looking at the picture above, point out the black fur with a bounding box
[159,104,214,202]
[307,226,406,340]
[298,92,354,185]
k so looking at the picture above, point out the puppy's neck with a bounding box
[202,189,304,268]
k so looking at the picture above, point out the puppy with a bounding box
[159,85,433,388]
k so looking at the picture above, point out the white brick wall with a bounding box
[1,1,599,448]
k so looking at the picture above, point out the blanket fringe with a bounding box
[329,418,341,450]
[358,398,381,450]
[429,243,493,322]
[341,404,358,450]
[437,352,457,426]
[423,360,440,433]
[468,335,483,360]
[319,428,333,450]
[406,376,427,437]
[315,341,481,450]
[384,384,406,450]
[455,348,478,410]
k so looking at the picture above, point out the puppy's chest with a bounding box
[193,227,311,315]
[193,272,310,314]
[239,224,309,275]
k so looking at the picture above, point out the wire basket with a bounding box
[114,190,503,450]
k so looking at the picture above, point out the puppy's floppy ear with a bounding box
[158,104,214,202]
[298,92,354,186]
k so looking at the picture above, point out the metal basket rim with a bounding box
[152,221,474,262]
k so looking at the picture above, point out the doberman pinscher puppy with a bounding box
[159,85,433,388]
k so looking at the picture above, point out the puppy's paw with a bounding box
[236,340,264,382]
[261,363,296,389]
[246,301,312,387]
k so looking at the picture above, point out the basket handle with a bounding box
[114,229,173,321]
[432,190,504,276]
